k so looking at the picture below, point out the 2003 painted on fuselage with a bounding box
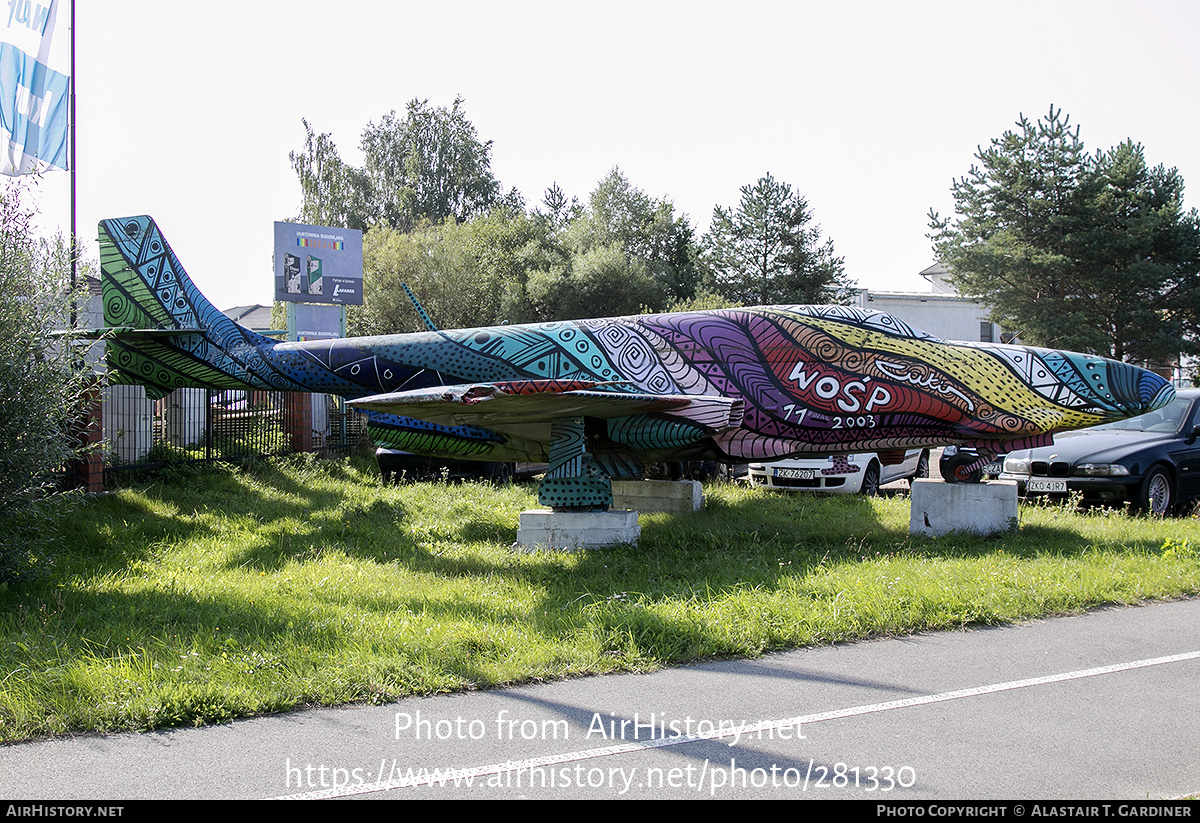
[99,215,1174,471]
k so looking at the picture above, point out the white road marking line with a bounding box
[275,649,1200,799]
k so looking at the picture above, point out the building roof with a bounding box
[222,304,274,331]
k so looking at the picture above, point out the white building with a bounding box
[854,263,1009,345]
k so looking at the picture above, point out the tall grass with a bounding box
[1,454,1196,742]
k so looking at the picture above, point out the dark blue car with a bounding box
[998,388,1200,515]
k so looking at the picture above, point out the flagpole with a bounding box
[69,0,77,328]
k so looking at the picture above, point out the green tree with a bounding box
[358,96,504,231]
[0,184,93,580]
[290,97,510,233]
[349,219,488,336]
[567,168,699,306]
[349,206,559,334]
[668,289,741,312]
[465,205,564,325]
[289,119,364,229]
[1074,140,1200,363]
[523,170,691,320]
[526,242,661,321]
[929,106,1200,367]
[536,182,581,231]
[703,173,853,306]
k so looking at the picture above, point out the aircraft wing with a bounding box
[348,379,744,432]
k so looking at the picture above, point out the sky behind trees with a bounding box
[26,0,1200,311]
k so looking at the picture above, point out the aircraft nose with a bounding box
[1090,358,1175,418]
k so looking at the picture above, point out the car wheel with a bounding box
[489,462,514,485]
[1136,466,1174,516]
[645,462,684,480]
[942,452,983,484]
[861,462,881,496]
[914,450,930,482]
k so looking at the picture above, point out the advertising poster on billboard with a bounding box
[293,303,344,341]
[274,222,363,305]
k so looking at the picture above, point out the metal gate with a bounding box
[99,385,364,480]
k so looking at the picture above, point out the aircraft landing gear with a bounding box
[942,451,985,484]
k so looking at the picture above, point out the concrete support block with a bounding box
[516,509,640,551]
[612,480,703,513]
[909,479,1019,537]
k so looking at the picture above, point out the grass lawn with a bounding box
[1,454,1198,743]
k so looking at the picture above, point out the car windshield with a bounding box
[1091,396,1192,433]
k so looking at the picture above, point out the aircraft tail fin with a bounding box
[99,216,302,399]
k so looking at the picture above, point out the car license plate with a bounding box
[1028,478,1067,493]
[983,461,1003,476]
[774,468,815,480]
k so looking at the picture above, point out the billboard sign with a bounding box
[274,222,363,305]
[293,303,343,341]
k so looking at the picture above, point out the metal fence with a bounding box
[94,385,366,482]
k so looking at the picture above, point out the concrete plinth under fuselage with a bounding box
[909,478,1019,537]
[516,508,641,551]
[612,479,703,513]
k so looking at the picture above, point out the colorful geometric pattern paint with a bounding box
[100,215,1175,465]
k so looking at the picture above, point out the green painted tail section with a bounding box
[100,216,305,399]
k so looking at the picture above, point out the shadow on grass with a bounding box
[1,460,1194,739]
[43,465,1188,620]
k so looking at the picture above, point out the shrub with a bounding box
[0,182,94,581]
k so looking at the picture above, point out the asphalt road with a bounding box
[2,598,1198,800]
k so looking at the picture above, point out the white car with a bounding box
[747,450,930,495]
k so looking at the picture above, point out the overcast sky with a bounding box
[23,0,1200,312]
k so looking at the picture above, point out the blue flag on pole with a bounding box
[1,0,69,176]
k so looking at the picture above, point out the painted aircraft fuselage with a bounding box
[99,215,1175,469]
